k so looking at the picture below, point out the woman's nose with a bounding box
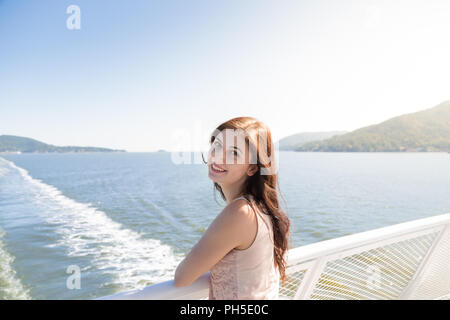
[209,148,226,164]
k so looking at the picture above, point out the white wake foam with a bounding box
[0,228,32,300]
[2,157,184,292]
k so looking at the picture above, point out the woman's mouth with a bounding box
[210,163,227,174]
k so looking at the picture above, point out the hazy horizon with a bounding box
[1,0,449,152]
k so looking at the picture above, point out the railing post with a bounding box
[398,224,449,299]
[294,257,328,300]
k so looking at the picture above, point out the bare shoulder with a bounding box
[224,198,254,217]
[219,198,257,230]
[223,198,258,250]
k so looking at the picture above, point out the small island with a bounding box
[0,135,126,153]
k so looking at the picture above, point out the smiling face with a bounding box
[207,129,258,188]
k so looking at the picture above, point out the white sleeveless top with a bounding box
[209,194,280,300]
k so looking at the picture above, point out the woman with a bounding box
[174,116,291,300]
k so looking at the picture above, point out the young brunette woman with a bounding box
[174,117,291,300]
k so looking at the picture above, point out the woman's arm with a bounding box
[174,200,254,287]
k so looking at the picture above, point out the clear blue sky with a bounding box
[1,0,449,152]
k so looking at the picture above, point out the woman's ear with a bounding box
[247,164,259,176]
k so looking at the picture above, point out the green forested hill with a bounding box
[297,101,450,152]
[277,131,348,150]
[0,135,126,153]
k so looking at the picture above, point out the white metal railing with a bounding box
[97,212,450,300]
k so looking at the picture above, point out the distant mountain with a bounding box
[297,101,450,152]
[0,135,126,153]
[277,131,348,151]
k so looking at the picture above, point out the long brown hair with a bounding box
[203,116,291,284]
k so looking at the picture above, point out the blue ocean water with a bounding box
[0,152,449,299]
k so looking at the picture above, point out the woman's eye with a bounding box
[212,141,237,156]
